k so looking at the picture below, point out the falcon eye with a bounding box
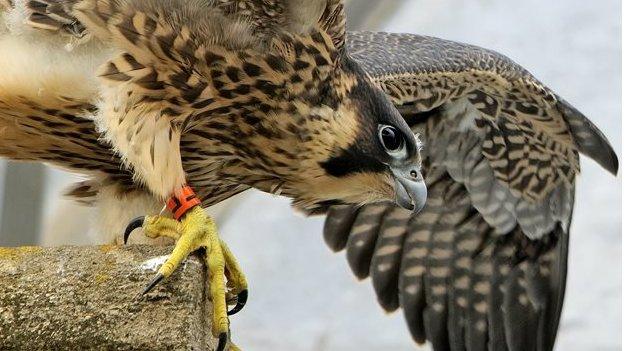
[378,125,406,157]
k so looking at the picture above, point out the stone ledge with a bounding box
[0,245,216,350]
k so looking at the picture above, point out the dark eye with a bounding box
[378,125,405,154]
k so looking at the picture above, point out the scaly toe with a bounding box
[127,207,246,350]
[221,240,249,315]
[136,208,208,297]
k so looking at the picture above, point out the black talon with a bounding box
[141,273,164,295]
[216,332,228,351]
[124,216,145,244]
[227,289,248,315]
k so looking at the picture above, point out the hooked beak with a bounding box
[392,168,427,213]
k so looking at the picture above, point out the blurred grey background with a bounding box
[0,0,620,350]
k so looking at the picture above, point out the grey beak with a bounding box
[392,170,427,213]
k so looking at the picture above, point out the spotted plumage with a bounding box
[0,1,618,351]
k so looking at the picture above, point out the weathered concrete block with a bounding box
[0,245,216,350]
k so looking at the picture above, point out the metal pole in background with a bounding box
[0,162,44,246]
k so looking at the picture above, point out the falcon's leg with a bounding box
[125,187,248,351]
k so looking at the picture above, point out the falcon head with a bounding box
[282,57,427,215]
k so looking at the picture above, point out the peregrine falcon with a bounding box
[0,1,618,350]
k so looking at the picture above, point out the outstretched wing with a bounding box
[323,31,618,351]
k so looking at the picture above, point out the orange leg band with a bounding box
[166,185,201,220]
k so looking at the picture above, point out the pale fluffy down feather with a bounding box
[0,0,111,110]
[94,85,187,199]
[93,184,165,244]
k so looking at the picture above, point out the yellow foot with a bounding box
[124,206,248,351]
